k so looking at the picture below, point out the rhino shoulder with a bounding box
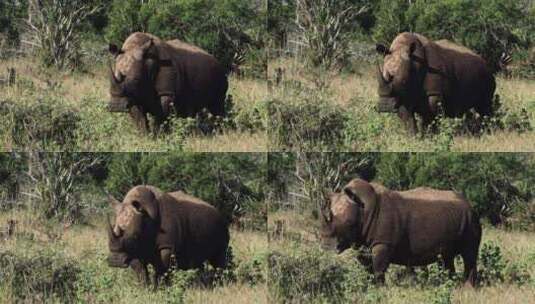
[168,191,215,208]
[122,32,162,51]
[434,39,479,57]
[400,188,465,202]
[165,39,211,56]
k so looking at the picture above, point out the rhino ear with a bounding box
[137,187,159,221]
[409,42,417,55]
[344,187,364,208]
[141,38,154,54]
[376,44,390,56]
[109,43,120,56]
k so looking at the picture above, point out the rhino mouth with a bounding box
[107,252,131,268]
[107,102,129,112]
[376,97,398,113]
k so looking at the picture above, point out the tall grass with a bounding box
[268,56,535,152]
[0,209,268,303]
[268,210,535,304]
[0,57,267,152]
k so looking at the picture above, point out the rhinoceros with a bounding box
[320,178,482,286]
[108,32,228,134]
[106,185,230,287]
[375,32,496,134]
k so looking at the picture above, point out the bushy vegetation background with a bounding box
[267,152,535,302]
[0,152,268,303]
[267,0,535,152]
[268,152,535,231]
[0,0,268,152]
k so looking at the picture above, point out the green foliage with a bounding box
[0,249,81,302]
[0,99,81,150]
[373,0,534,71]
[236,251,267,286]
[268,96,346,151]
[268,247,380,303]
[375,153,535,225]
[0,153,26,207]
[479,242,506,285]
[105,0,265,71]
[105,153,266,228]
[0,0,27,56]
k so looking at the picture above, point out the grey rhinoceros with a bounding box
[320,178,482,286]
[375,32,496,134]
[107,185,230,287]
[108,32,228,134]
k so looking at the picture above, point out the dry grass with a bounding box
[268,209,535,304]
[0,56,267,152]
[0,209,267,303]
[269,56,535,152]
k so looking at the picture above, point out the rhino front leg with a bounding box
[129,105,149,134]
[397,105,417,135]
[129,259,149,287]
[371,243,392,284]
[153,248,173,289]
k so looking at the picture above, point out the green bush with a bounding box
[375,153,535,226]
[268,97,346,151]
[236,251,267,286]
[373,0,534,72]
[0,99,81,150]
[0,0,27,56]
[105,153,266,229]
[268,247,377,302]
[0,250,81,302]
[105,0,265,71]
[478,242,506,285]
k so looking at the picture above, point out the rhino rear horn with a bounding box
[376,44,390,55]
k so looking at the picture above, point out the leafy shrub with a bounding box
[0,99,81,150]
[373,0,534,72]
[236,251,267,286]
[375,153,535,226]
[478,242,506,285]
[430,95,533,138]
[0,249,81,302]
[105,153,266,229]
[268,247,377,302]
[105,0,264,71]
[268,248,346,301]
[27,153,102,224]
[268,97,346,151]
[0,0,27,57]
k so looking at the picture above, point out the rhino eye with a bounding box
[131,200,143,213]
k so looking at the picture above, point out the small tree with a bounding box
[26,0,102,69]
[295,0,369,71]
[24,152,101,223]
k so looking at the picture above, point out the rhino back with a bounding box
[155,192,229,262]
[369,189,476,258]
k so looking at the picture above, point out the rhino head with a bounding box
[106,186,160,268]
[375,33,427,112]
[108,36,159,112]
[319,179,378,253]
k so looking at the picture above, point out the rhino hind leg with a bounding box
[209,249,228,269]
[461,249,478,287]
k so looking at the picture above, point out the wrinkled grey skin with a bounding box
[375,32,496,135]
[108,32,228,135]
[320,179,482,287]
[107,186,229,288]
